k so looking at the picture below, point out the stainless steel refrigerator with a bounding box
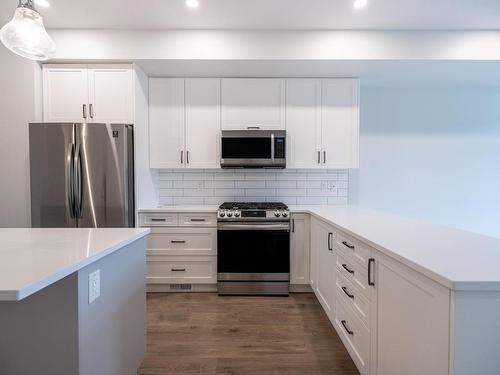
[29,123,135,228]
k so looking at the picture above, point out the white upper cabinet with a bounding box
[149,78,185,169]
[321,79,360,168]
[221,79,286,130]
[286,79,322,168]
[87,65,134,123]
[185,79,221,169]
[42,64,134,124]
[43,65,89,122]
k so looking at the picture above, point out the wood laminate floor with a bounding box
[139,293,360,375]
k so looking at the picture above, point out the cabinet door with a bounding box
[185,78,221,169]
[42,65,88,122]
[149,78,185,169]
[310,218,319,290]
[372,255,450,375]
[290,214,310,285]
[321,79,360,168]
[221,78,285,130]
[315,218,336,320]
[286,79,322,168]
[87,65,134,123]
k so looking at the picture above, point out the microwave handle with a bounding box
[271,133,275,161]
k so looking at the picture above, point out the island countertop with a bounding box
[0,228,150,301]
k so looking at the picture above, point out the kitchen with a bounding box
[1,0,500,374]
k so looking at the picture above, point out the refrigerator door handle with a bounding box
[67,144,76,218]
[74,144,84,218]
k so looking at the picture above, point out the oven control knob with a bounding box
[227,211,233,217]
[274,211,281,217]
[282,211,288,217]
[234,211,240,217]
[219,211,225,217]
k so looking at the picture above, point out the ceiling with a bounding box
[1,0,500,30]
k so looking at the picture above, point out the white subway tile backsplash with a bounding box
[266,180,297,189]
[245,189,276,197]
[157,169,349,206]
[235,181,266,188]
[297,197,328,205]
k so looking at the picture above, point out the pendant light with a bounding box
[0,0,56,61]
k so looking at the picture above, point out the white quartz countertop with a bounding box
[0,228,150,301]
[139,205,500,291]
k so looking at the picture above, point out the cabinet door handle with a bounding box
[180,150,183,164]
[323,151,326,164]
[186,150,189,164]
[368,258,375,286]
[342,286,354,299]
[82,104,87,119]
[190,218,206,222]
[150,218,166,222]
[342,240,355,250]
[292,219,295,233]
[171,268,186,272]
[89,103,94,119]
[341,320,354,335]
[317,151,321,164]
[328,232,333,251]
[247,126,260,130]
[171,240,186,244]
[342,263,354,274]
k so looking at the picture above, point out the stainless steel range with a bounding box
[217,202,290,296]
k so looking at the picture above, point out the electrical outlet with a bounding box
[88,269,100,304]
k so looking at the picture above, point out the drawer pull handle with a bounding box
[171,240,186,244]
[342,264,355,274]
[342,286,354,299]
[247,126,260,130]
[190,218,206,222]
[151,218,166,222]
[171,268,186,272]
[342,241,355,249]
[341,320,354,335]
[368,258,375,286]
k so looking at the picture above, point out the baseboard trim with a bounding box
[289,284,313,293]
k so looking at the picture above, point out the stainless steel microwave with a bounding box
[220,130,286,169]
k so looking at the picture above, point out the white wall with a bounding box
[351,85,500,238]
[0,47,40,227]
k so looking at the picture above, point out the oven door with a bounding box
[217,222,290,281]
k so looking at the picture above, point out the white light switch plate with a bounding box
[88,269,100,304]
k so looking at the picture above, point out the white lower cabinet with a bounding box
[290,214,310,285]
[371,253,450,375]
[139,211,217,290]
[311,217,337,320]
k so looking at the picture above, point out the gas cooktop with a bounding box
[219,202,288,210]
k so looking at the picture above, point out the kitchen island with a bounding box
[0,228,150,375]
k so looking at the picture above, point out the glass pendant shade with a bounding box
[0,3,56,61]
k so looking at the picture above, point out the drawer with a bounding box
[146,255,216,284]
[146,228,217,256]
[336,252,371,300]
[336,231,372,268]
[178,213,217,226]
[336,269,370,328]
[334,300,370,375]
[140,213,178,227]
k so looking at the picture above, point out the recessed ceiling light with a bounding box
[185,0,199,9]
[35,0,50,8]
[353,0,368,10]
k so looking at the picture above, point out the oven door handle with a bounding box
[218,223,290,231]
